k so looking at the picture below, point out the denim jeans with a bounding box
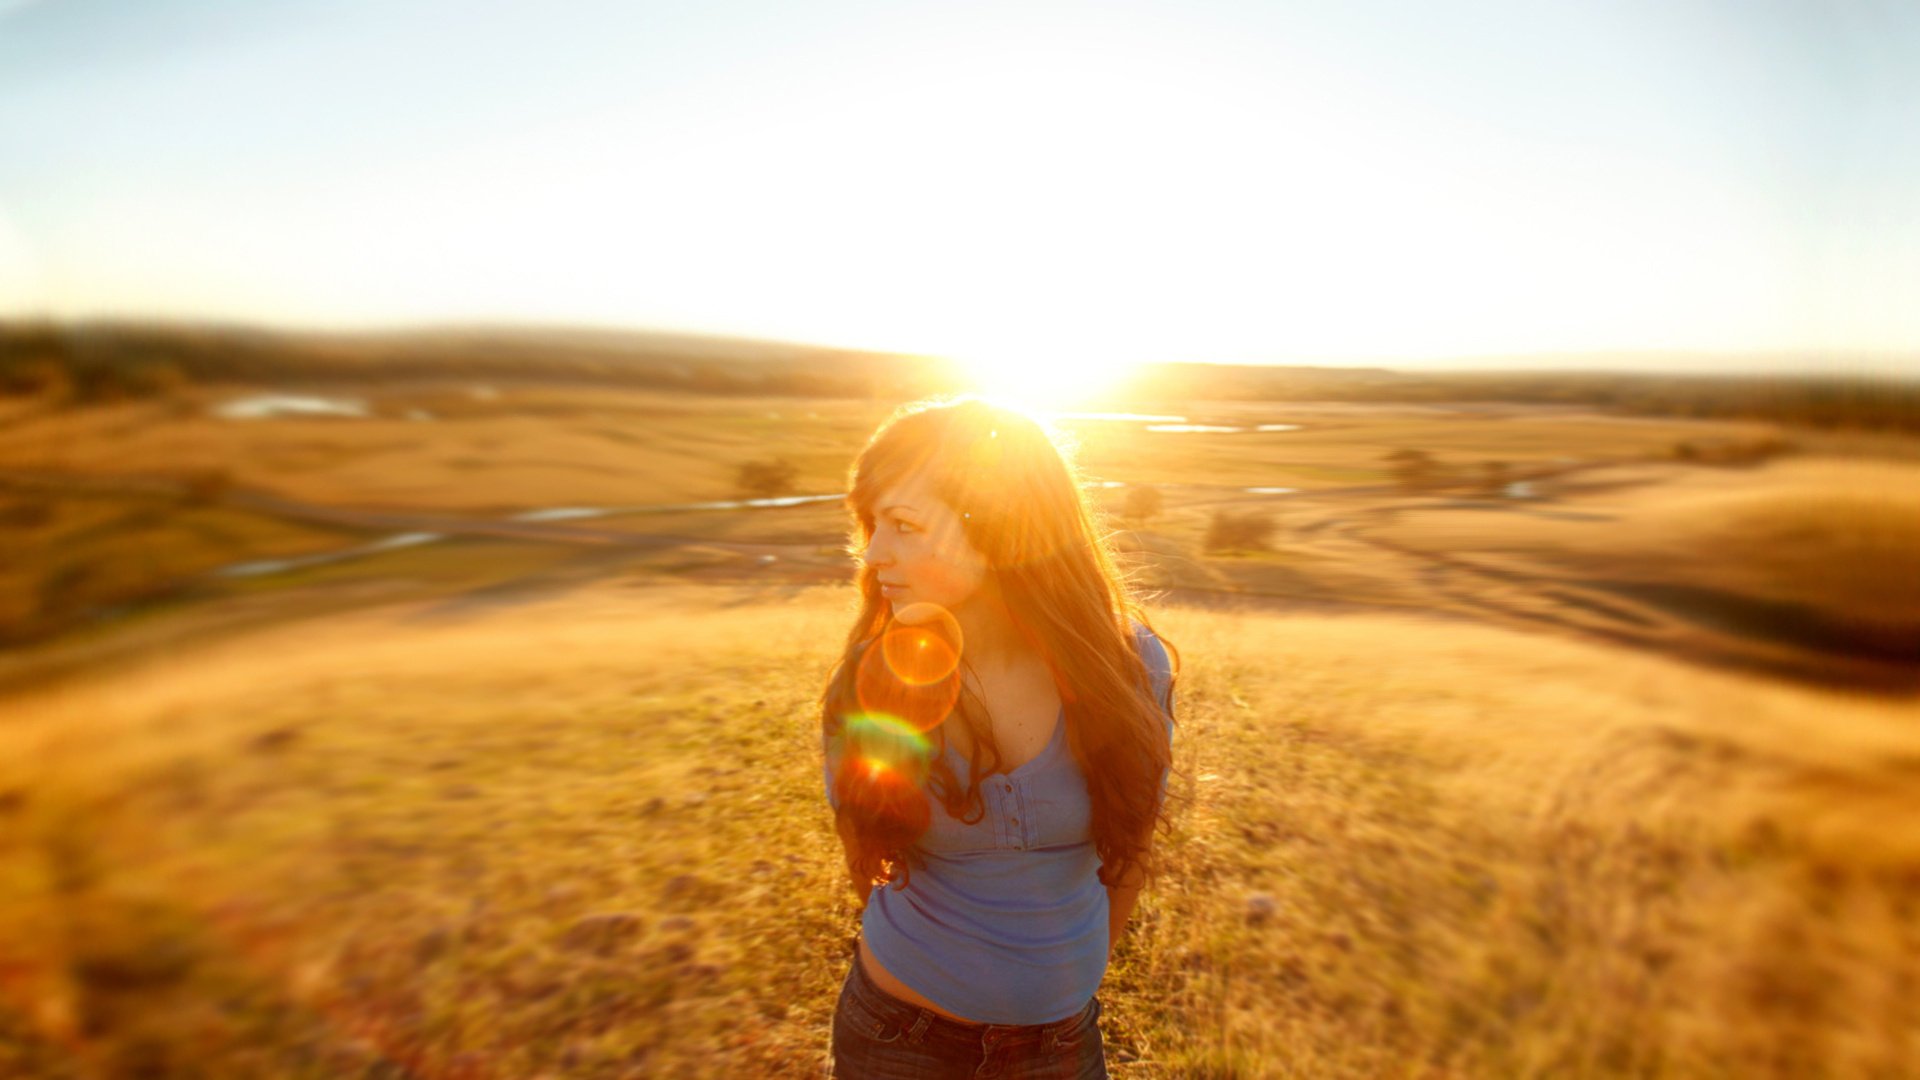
[829,951,1109,1079]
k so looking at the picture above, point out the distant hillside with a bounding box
[2,319,1915,432]
[1173,365,1920,433]
[0,320,960,401]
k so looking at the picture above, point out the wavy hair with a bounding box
[820,395,1179,894]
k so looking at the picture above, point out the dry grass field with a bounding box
[2,583,1917,1077]
[3,383,1918,1076]
[6,382,1907,684]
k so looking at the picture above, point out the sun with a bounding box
[952,346,1139,415]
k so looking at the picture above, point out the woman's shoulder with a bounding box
[1127,618,1175,712]
[1128,618,1170,667]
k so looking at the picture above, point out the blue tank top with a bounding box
[823,621,1175,1024]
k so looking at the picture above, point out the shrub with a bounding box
[126,361,189,397]
[1205,509,1277,553]
[735,458,799,500]
[1673,438,1798,467]
[0,500,54,529]
[1122,485,1163,525]
[1384,448,1438,493]
[179,468,233,506]
[1478,461,1510,498]
[0,358,71,399]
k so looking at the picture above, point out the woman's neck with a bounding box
[951,584,1027,675]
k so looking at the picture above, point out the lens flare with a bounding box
[881,605,962,686]
[832,710,936,829]
[844,711,933,774]
[856,609,964,733]
[834,606,965,825]
[831,760,932,837]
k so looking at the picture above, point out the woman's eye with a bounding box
[893,520,917,534]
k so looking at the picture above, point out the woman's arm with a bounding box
[1105,856,1149,960]
[1112,624,1175,959]
[1106,885,1143,960]
[834,811,872,910]
[824,733,871,909]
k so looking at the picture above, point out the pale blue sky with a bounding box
[1,0,1915,370]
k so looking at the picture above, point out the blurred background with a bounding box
[2,1,1917,1077]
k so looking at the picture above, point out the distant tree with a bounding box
[0,357,68,399]
[1121,485,1164,526]
[735,458,799,500]
[180,467,233,506]
[1204,509,1277,554]
[1672,441,1699,461]
[0,500,52,529]
[1384,448,1437,493]
[1689,436,1800,468]
[689,368,747,395]
[1479,461,1511,498]
[127,361,189,398]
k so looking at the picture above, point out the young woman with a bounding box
[819,396,1179,1078]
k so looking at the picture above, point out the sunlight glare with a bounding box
[955,346,1139,414]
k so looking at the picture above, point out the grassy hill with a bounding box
[2,583,1916,1077]
[2,349,1916,1076]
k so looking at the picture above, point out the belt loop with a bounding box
[907,1009,933,1043]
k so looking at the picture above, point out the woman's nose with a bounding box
[861,534,891,569]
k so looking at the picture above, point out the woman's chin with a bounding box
[892,600,950,624]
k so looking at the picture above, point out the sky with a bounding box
[1,0,1916,373]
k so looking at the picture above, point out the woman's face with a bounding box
[860,470,990,614]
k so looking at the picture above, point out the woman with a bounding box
[819,396,1179,1078]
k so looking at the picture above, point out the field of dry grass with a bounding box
[2,582,1917,1077]
[1364,457,1920,624]
[0,384,1876,674]
[0,388,887,512]
[2,384,1917,1076]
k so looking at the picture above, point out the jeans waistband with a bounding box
[847,948,1094,1039]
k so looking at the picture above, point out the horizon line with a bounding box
[3,312,1915,380]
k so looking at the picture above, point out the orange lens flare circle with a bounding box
[881,604,962,686]
[855,605,964,734]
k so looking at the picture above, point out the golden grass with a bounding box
[0,388,1834,639]
[0,491,361,644]
[1371,457,1920,627]
[1067,407,1778,492]
[0,390,894,513]
[1674,472,1920,621]
[3,582,1916,1077]
[0,389,1785,518]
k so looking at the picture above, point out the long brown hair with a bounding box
[820,396,1179,894]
